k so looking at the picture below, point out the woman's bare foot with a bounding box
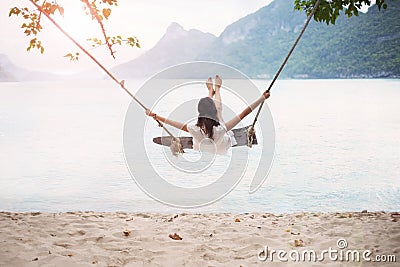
[215,75,222,92]
[206,77,214,97]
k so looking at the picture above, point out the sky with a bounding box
[0,0,274,74]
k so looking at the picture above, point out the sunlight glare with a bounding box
[57,2,100,42]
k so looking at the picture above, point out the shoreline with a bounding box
[1,211,398,266]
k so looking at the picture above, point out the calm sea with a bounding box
[0,79,399,213]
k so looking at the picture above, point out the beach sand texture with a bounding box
[0,211,399,266]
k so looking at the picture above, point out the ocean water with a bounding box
[0,79,399,213]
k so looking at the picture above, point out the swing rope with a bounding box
[29,0,184,156]
[247,0,322,147]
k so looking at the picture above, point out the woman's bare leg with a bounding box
[206,77,214,98]
[214,75,224,122]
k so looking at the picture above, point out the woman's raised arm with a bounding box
[225,91,270,131]
[145,109,189,132]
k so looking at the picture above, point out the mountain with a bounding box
[198,0,305,78]
[113,0,400,79]
[0,54,18,82]
[0,54,64,82]
[197,0,400,78]
[112,22,217,78]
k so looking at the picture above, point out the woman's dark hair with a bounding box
[196,97,220,139]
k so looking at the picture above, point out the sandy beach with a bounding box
[0,211,398,266]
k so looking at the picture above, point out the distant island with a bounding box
[0,54,65,82]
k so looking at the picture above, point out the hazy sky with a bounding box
[1,0,274,74]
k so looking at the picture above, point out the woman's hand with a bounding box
[262,91,270,100]
[145,109,156,117]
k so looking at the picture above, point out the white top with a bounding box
[187,122,237,155]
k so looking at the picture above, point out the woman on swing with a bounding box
[146,75,270,155]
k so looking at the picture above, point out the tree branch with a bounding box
[81,0,115,58]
